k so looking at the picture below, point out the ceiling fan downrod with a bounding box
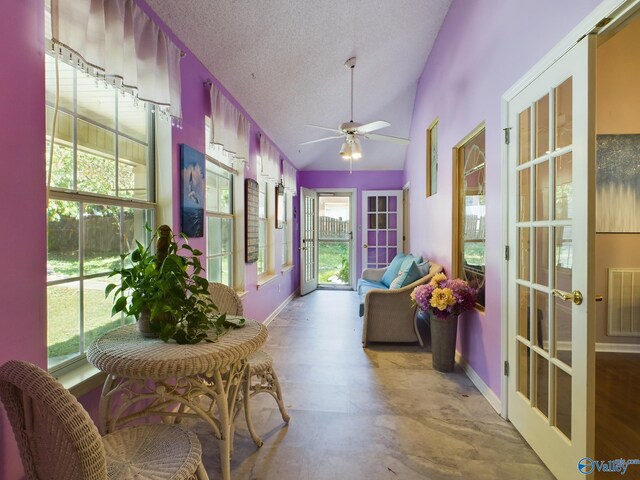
[345,57,356,123]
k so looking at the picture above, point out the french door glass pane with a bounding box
[555,296,572,367]
[555,366,572,440]
[555,78,573,149]
[535,94,550,158]
[517,341,530,399]
[518,227,530,280]
[519,108,531,165]
[519,168,531,221]
[535,352,549,418]
[518,285,530,339]
[555,153,573,220]
[535,227,549,286]
[535,161,550,221]
[535,290,549,352]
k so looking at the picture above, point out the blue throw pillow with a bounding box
[380,253,407,287]
[389,257,422,290]
[416,260,431,278]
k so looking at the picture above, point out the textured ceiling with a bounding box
[146,0,452,171]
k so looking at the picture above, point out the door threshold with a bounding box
[316,285,353,291]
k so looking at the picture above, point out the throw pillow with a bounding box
[416,260,431,278]
[380,253,407,287]
[389,257,422,290]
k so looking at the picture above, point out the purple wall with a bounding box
[404,0,601,397]
[0,1,47,478]
[0,1,298,477]
[299,170,404,277]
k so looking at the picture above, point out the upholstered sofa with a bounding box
[358,255,443,347]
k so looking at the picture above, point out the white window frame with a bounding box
[281,192,293,269]
[205,118,245,293]
[205,159,234,287]
[257,178,269,276]
[45,51,156,375]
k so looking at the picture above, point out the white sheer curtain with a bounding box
[258,135,280,185]
[282,160,297,196]
[208,82,250,166]
[51,0,183,120]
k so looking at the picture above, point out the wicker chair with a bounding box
[0,360,208,480]
[207,283,290,447]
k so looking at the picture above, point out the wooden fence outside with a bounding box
[318,216,350,241]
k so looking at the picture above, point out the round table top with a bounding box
[87,320,268,380]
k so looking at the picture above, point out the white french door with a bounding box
[361,190,403,269]
[506,36,595,479]
[300,187,318,295]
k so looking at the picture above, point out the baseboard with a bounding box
[263,289,299,327]
[596,342,640,353]
[455,351,502,415]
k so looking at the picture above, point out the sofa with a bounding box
[358,254,443,347]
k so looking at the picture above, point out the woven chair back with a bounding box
[0,360,108,480]
[208,282,243,316]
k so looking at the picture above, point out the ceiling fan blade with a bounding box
[299,135,344,146]
[356,120,390,134]
[305,124,343,134]
[365,133,410,145]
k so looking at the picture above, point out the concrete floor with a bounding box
[191,290,554,479]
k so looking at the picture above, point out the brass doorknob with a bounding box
[363,244,368,248]
[552,289,583,305]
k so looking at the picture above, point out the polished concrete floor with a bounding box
[191,290,553,479]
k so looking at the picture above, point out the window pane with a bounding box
[77,120,116,195]
[84,276,122,347]
[84,204,121,276]
[118,94,148,142]
[219,176,232,214]
[46,109,74,190]
[221,218,232,254]
[208,257,222,283]
[118,136,148,200]
[45,54,74,111]
[48,200,80,280]
[77,74,116,128]
[206,172,219,212]
[535,94,549,158]
[208,216,222,255]
[122,207,153,254]
[47,282,80,368]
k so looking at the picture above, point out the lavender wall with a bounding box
[0,1,298,476]
[299,170,404,277]
[404,0,601,397]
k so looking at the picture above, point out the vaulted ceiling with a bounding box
[146,0,452,171]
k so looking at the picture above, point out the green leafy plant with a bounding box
[105,225,244,344]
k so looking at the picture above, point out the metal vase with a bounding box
[430,315,458,372]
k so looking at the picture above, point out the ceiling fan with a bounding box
[300,57,410,166]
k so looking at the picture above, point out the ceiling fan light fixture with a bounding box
[339,140,351,160]
[351,137,362,160]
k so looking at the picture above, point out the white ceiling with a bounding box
[146,0,452,171]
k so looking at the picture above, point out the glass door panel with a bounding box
[362,191,403,269]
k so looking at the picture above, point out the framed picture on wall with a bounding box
[596,134,640,232]
[180,144,205,237]
[245,178,259,263]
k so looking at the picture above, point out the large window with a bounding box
[46,54,155,370]
[205,160,234,286]
[453,126,486,308]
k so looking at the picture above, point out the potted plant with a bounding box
[105,225,243,344]
[411,273,477,372]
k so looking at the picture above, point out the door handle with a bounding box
[363,244,368,249]
[595,295,603,302]
[552,289,583,305]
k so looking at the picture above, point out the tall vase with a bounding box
[430,315,458,372]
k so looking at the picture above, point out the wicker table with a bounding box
[87,320,268,480]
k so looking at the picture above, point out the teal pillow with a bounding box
[389,257,422,289]
[380,253,407,287]
[416,260,431,278]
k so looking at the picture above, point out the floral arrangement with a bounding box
[411,273,478,320]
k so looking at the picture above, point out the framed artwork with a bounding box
[180,144,205,237]
[245,178,259,263]
[596,134,640,232]
[426,119,438,197]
